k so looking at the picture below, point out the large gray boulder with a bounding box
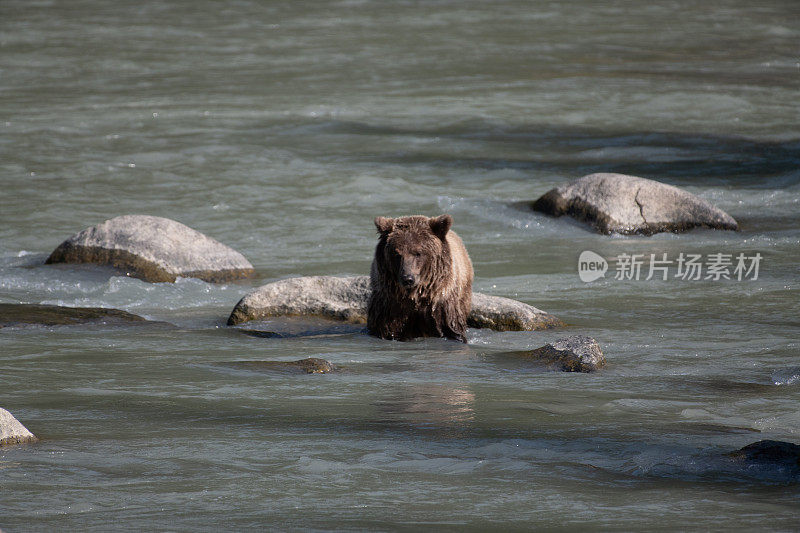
[46,215,255,283]
[0,408,38,446]
[227,275,562,332]
[228,276,370,325]
[531,173,738,235]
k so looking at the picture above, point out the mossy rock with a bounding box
[0,303,150,328]
[500,335,606,372]
[218,358,338,374]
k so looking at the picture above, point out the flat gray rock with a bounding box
[524,335,605,372]
[0,408,38,446]
[531,173,738,235]
[227,275,562,332]
[46,215,255,283]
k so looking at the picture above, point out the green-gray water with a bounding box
[1,0,799,530]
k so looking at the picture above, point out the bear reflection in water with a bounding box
[375,384,476,428]
[367,214,474,343]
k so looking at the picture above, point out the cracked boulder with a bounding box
[46,215,255,283]
[0,408,38,446]
[530,173,738,235]
[227,275,563,332]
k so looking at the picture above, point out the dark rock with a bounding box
[238,330,291,339]
[531,173,738,235]
[46,215,255,283]
[0,303,150,328]
[226,275,563,332]
[219,357,337,374]
[729,440,800,469]
[0,408,38,446]
[522,335,605,372]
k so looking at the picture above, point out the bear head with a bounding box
[373,214,453,293]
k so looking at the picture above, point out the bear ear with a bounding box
[429,214,452,241]
[374,216,394,235]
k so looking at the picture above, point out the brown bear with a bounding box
[367,214,473,343]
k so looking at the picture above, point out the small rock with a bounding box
[524,335,605,372]
[226,275,562,332]
[729,440,800,469]
[530,173,738,235]
[46,215,255,283]
[0,408,38,446]
[220,358,337,374]
[0,303,152,328]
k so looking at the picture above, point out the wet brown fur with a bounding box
[367,214,473,342]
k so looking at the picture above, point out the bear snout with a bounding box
[399,272,417,288]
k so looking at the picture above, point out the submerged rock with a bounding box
[0,303,150,328]
[226,275,562,332]
[0,408,38,446]
[219,357,337,374]
[237,318,365,339]
[46,215,255,283]
[530,173,738,235]
[729,440,800,470]
[522,335,605,372]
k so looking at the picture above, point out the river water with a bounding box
[1,0,799,530]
